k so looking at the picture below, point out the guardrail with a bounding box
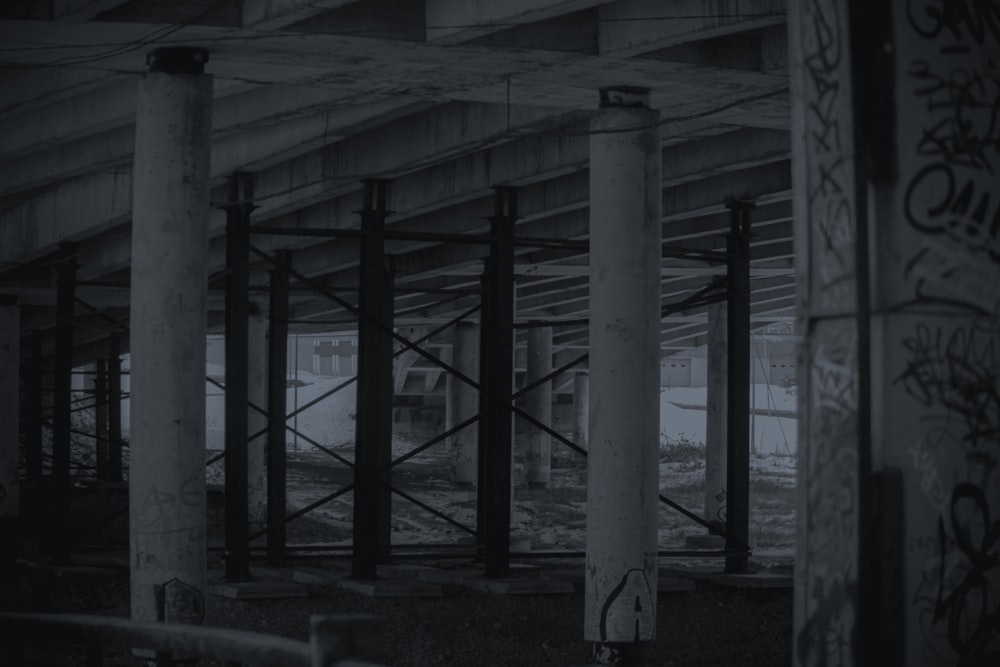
[0,610,388,666]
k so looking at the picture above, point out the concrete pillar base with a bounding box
[592,642,647,666]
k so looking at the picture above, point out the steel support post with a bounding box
[107,334,122,483]
[477,187,517,579]
[352,180,395,579]
[266,252,290,565]
[52,248,77,563]
[247,306,268,536]
[725,200,752,574]
[129,46,212,624]
[94,359,109,481]
[0,296,19,569]
[23,333,43,484]
[223,172,254,582]
[583,88,661,663]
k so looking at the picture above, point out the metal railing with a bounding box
[0,611,388,667]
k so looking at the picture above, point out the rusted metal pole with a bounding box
[477,187,517,579]
[352,180,395,579]
[224,171,254,582]
[725,199,752,575]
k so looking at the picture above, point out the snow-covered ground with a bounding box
[660,385,798,456]
[65,369,798,552]
[205,370,799,457]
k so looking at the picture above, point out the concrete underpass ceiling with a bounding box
[0,0,795,366]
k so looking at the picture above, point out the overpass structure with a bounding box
[1,2,997,665]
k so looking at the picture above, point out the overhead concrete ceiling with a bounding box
[0,0,795,365]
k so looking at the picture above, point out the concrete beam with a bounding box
[598,0,786,56]
[0,171,133,265]
[426,0,608,44]
[661,128,788,187]
[242,0,360,30]
[0,79,136,159]
[0,86,412,197]
[51,0,131,21]
[0,69,122,116]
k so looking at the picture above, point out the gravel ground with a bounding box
[3,557,792,667]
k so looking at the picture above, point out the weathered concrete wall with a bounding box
[791,1,1000,664]
[884,4,1000,663]
[789,0,863,662]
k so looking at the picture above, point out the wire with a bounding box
[201,85,785,208]
[0,10,786,66]
[0,0,235,69]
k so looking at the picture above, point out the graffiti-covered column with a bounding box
[584,87,661,665]
[881,5,1000,664]
[129,47,212,624]
[791,2,1000,665]
[447,321,479,485]
[790,0,867,662]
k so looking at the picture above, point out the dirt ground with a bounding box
[7,424,796,666]
[5,555,792,667]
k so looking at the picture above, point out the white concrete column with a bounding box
[704,303,727,529]
[573,370,589,450]
[447,321,479,485]
[0,298,19,563]
[129,47,212,624]
[525,326,553,486]
[247,307,268,535]
[584,88,661,662]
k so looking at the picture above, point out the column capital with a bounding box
[146,47,209,74]
[599,86,651,109]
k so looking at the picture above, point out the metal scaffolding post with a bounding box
[224,172,255,581]
[725,199,753,574]
[266,251,290,565]
[52,247,77,563]
[352,180,395,579]
[107,333,122,483]
[477,187,517,579]
[94,359,109,481]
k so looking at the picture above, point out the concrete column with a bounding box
[247,307,268,535]
[94,359,109,481]
[584,88,661,663]
[128,46,212,624]
[525,326,552,486]
[573,370,589,450]
[0,298,19,568]
[791,4,1000,664]
[704,303,727,531]
[874,7,1000,665]
[447,321,479,485]
[107,334,123,483]
[51,251,75,562]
